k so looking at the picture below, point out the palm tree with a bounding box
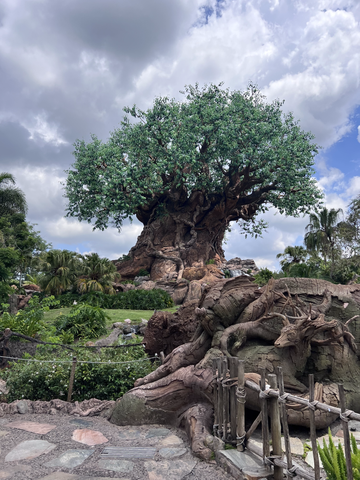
[276,245,308,273]
[77,253,120,294]
[40,250,80,295]
[0,173,27,217]
[304,207,343,267]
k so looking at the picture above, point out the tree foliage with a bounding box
[77,252,120,294]
[0,173,27,217]
[65,83,322,236]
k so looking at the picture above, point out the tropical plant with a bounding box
[0,173,27,218]
[304,207,343,267]
[77,252,120,294]
[40,249,80,295]
[65,83,323,280]
[276,245,308,273]
[317,429,360,480]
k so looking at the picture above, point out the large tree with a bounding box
[65,84,322,279]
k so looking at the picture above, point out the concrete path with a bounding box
[0,413,233,480]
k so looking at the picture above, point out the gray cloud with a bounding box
[0,0,359,265]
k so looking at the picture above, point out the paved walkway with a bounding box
[0,413,233,480]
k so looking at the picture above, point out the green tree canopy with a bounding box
[65,83,323,278]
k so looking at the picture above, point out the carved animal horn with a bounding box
[271,312,290,326]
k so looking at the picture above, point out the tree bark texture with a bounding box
[109,276,360,459]
[115,190,250,279]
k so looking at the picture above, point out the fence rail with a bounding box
[212,356,358,480]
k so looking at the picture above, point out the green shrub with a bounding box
[3,341,157,402]
[253,268,275,286]
[110,289,174,310]
[38,288,174,311]
[54,304,109,339]
[137,268,149,277]
[206,259,215,265]
[0,296,59,337]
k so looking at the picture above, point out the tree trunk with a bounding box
[116,192,233,280]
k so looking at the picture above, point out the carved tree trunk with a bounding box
[115,188,261,280]
[109,277,360,459]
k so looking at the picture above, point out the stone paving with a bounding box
[0,414,233,480]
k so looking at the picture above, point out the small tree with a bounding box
[65,83,322,279]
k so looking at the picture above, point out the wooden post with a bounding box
[260,369,270,461]
[229,357,238,443]
[212,358,219,437]
[216,358,223,439]
[67,356,77,402]
[339,384,353,480]
[268,374,283,480]
[222,357,229,441]
[277,367,292,479]
[308,374,320,480]
[236,359,246,451]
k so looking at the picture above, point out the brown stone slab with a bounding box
[72,428,108,446]
[6,420,56,434]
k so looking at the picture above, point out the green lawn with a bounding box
[43,306,178,329]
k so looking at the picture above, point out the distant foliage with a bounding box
[39,288,174,310]
[253,268,275,286]
[137,269,150,277]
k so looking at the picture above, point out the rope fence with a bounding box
[212,356,360,480]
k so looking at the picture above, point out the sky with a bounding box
[1,0,360,270]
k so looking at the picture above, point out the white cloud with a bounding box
[357,125,360,143]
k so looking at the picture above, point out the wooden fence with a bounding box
[212,356,360,480]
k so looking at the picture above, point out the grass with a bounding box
[43,306,178,329]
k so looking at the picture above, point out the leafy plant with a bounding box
[206,259,215,265]
[0,296,59,337]
[77,252,120,294]
[317,429,360,480]
[54,304,109,339]
[3,341,157,402]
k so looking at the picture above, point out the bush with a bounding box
[206,259,215,265]
[253,268,275,286]
[3,341,157,402]
[0,296,59,337]
[54,304,109,339]
[110,289,173,309]
[137,268,149,277]
[37,288,174,311]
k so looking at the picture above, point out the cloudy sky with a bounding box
[1,0,360,270]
